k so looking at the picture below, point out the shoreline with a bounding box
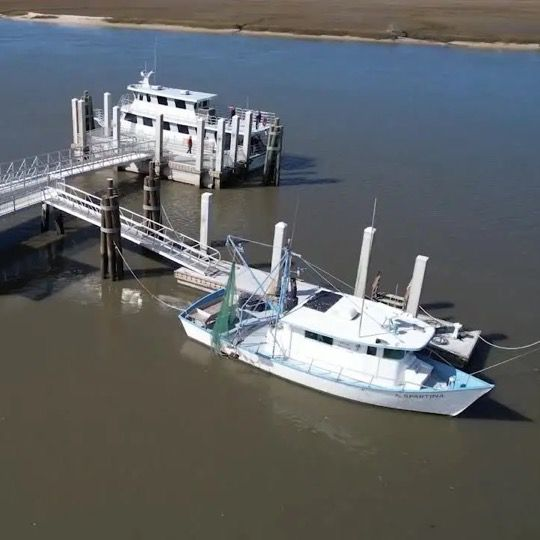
[2,12,540,52]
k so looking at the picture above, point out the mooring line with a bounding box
[113,244,184,312]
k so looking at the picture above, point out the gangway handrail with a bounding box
[0,139,155,190]
[51,183,221,272]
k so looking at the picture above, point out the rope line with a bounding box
[470,346,540,375]
[113,244,184,312]
[419,305,540,351]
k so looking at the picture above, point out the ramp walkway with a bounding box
[0,138,154,217]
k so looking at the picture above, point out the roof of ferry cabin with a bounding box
[128,83,217,103]
[281,289,435,351]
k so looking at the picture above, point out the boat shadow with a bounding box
[459,396,531,422]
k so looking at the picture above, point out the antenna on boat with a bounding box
[153,38,158,82]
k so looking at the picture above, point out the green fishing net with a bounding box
[211,264,237,353]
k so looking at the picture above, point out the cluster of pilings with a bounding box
[263,118,283,186]
[71,91,120,154]
[100,179,124,280]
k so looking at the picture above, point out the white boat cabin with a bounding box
[269,289,437,390]
[119,70,274,152]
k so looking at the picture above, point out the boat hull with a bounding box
[180,317,492,416]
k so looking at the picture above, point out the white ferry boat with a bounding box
[179,238,493,416]
[117,70,274,159]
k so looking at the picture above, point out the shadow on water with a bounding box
[0,208,175,301]
[460,396,531,422]
[280,154,341,186]
[422,301,455,311]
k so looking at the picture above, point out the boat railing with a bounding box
[299,355,453,393]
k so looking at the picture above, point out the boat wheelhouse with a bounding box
[119,70,274,158]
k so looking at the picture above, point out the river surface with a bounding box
[0,20,539,539]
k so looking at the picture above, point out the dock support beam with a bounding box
[242,111,253,163]
[200,192,212,253]
[268,221,288,296]
[406,255,429,316]
[154,114,164,176]
[195,118,206,172]
[103,92,111,137]
[230,115,240,166]
[354,227,376,298]
[215,118,226,174]
[112,106,120,147]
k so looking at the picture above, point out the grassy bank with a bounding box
[1,1,540,45]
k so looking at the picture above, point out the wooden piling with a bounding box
[54,210,64,235]
[100,198,108,279]
[143,167,161,230]
[40,203,50,233]
[110,194,124,280]
[263,118,283,186]
[100,194,122,280]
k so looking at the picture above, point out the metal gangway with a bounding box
[42,181,221,275]
[0,137,155,218]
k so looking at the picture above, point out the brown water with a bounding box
[1,20,539,539]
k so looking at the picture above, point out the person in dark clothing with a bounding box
[255,110,262,129]
[187,135,193,154]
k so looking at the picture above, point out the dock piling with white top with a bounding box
[230,115,240,166]
[406,255,429,316]
[195,118,206,173]
[242,111,253,163]
[77,99,87,151]
[268,221,288,296]
[154,114,164,176]
[354,226,376,298]
[71,98,79,147]
[215,118,226,174]
[112,106,120,147]
[200,192,213,253]
[103,92,111,137]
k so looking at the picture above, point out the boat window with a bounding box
[383,349,405,360]
[163,121,170,131]
[304,290,342,313]
[157,96,168,106]
[142,117,153,127]
[175,99,186,109]
[138,94,143,100]
[305,330,333,346]
[146,94,151,103]
[125,113,137,123]
[367,346,377,356]
[201,100,208,108]
[177,124,189,134]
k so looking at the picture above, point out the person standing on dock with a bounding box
[256,110,262,129]
[187,135,193,154]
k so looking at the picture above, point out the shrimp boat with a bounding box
[179,236,493,416]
